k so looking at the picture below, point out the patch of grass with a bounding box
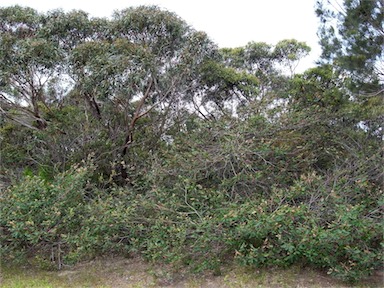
[1,265,102,288]
[1,257,382,288]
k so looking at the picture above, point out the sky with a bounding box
[1,0,322,72]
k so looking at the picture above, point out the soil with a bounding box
[49,257,384,287]
[2,256,383,288]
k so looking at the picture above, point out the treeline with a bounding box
[0,1,383,282]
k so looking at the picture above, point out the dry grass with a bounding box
[1,257,383,288]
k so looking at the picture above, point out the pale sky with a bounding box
[1,0,321,72]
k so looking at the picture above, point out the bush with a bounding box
[306,204,383,282]
[1,163,91,258]
[124,184,230,273]
[0,161,132,268]
[221,174,383,282]
[1,160,382,282]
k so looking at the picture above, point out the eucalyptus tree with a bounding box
[0,7,109,178]
[0,6,64,129]
[0,7,105,127]
[105,6,217,155]
[66,6,218,184]
[218,40,310,117]
[221,40,310,77]
[1,5,220,183]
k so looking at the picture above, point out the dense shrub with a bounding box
[0,161,132,267]
[124,170,382,282]
[228,173,382,282]
[1,163,90,256]
[1,161,382,281]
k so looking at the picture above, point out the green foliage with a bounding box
[0,160,132,266]
[1,163,90,257]
[288,65,347,110]
[316,0,383,93]
[223,174,382,282]
[0,4,382,284]
[200,60,259,104]
[1,161,382,281]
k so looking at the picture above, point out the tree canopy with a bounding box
[316,0,383,94]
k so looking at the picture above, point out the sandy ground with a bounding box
[57,257,384,288]
[2,256,383,288]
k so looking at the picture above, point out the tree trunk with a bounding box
[119,78,154,183]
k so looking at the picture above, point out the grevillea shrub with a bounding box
[223,174,383,282]
[0,161,132,267]
[1,164,92,259]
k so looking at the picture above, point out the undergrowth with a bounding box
[1,161,382,283]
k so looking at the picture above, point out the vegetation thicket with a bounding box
[1,0,383,283]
